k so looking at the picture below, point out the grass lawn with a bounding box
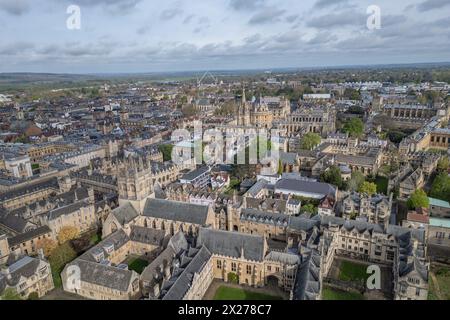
[322,288,365,300]
[127,258,149,274]
[374,176,388,195]
[89,233,101,246]
[338,260,369,283]
[429,266,450,300]
[213,286,283,300]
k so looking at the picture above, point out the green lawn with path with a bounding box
[322,288,365,300]
[213,286,283,300]
[338,260,369,283]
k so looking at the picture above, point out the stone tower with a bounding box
[117,155,155,213]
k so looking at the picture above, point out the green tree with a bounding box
[437,156,449,173]
[0,288,22,300]
[158,144,174,162]
[320,166,343,189]
[300,132,321,150]
[227,272,239,284]
[343,118,364,138]
[49,242,77,288]
[347,171,365,192]
[358,181,377,196]
[27,292,39,300]
[301,204,318,216]
[429,173,450,202]
[407,189,430,210]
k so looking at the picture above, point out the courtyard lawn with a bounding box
[429,266,450,300]
[374,176,389,195]
[338,260,369,283]
[213,286,283,301]
[127,258,149,274]
[322,288,365,300]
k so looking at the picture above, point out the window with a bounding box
[416,288,421,296]
[231,263,237,272]
[217,260,222,269]
[267,266,272,271]
[246,265,252,275]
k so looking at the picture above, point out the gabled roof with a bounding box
[111,202,139,225]
[143,199,210,225]
[197,228,265,262]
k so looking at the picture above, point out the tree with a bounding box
[57,226,79,245]
[407,189,430,210]
[36,238,58,257]
[27,292,39,300]
[0,288,22,300]
[158,144,174,162]
[343,118,364,138]
[437,156,449,173]
[300,132,321,150]
[358,181,377,196]
[430,173,450,202]
[49,242,78,288]
[302,204,318,216]
[347,171,365,192]
[320,166,343,189]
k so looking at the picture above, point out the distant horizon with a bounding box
[2,60,450,77]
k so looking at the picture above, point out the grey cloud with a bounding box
[67,0,142,13]
[248,8,286,25]
[0,42,34,55]
[285,15,299,23]
[160,8,183,20]
[417,0,450,12]
[313,0,349,9]
[183,14,196,24]
[0,0,30,16]
[229,0,266,11]
[307,10,366,28]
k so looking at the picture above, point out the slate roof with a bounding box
[111,202,139,225]
[68,259,136,292]
[129,226,166,246]
[197,228,265,262]
[143,199,210,225]
[48,200,90,220]
[7,225,52,247]
[275,179,336,198]
[0,178,59,202]
[288,217,320,232]
[240,209,289,226]
[6,256,41,286]
[161,245,212,300]
[265,251,300,265]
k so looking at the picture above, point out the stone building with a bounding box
[62,227,166,300]
[342,192,393,228]
[0,254,54,299]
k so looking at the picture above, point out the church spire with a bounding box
[242,87,246,104]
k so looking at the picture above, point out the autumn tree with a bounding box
[36,238,58,257]
[57,226,79,245]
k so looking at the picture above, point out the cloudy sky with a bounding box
[0,0,449,73]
